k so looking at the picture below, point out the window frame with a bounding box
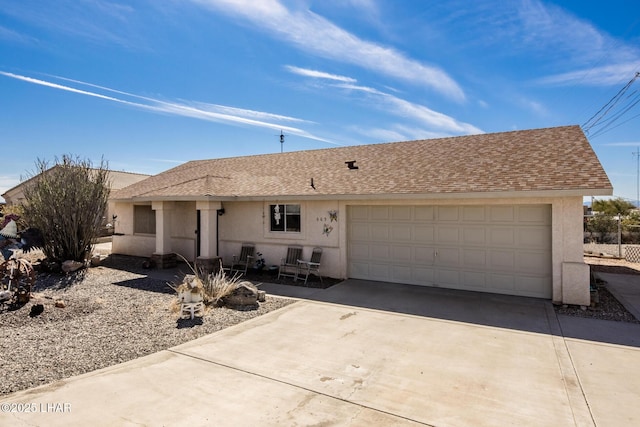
[270,204,301,233]
[133,204,156,235]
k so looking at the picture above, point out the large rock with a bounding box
[224,281,259,310]
[62,260,84,273]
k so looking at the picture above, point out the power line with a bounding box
[582,71,640,137]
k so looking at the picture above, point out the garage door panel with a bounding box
[490,273,516,292]
[437,206,459,221]
[349,206,369,220]
[436,269,460,286]
[413,267,435,283]
[348,205,551,298]
[370,264,390,280]
[463,248,487,268]
[518,227,551,248]
[349,262,370,278]
[436,248,460,266]
[371,224,390,241]
[414,247,435,264]
[517,252,551,275]
[350,223,370,240]
[516,276,551,298]
[490,250,515,271]
[370,245,390,260]
[490,228,515,246]
[391,266,412,282]
[463,206,486,221]
[371,206,390,220]
[391,224,412,241]
[413,226,434,242]
[463,271,486,288]
[392,245,412,261]
[490,206,515,222]
[518,205,551,223]
[414,206,435,221]
[391,206,411,221]
[349,243,369,258]
[437,227,460,243]
[463,227,486,244]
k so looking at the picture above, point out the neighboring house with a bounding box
[111,125,612,305]
[2,168,150,228]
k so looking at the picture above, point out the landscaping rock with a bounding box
[62,260,84,273]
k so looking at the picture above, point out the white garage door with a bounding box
[348,205,552,298]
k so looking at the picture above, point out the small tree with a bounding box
[592,198,636,216]
[22,155,110,262]
[585,214,617,243]
[622,211,640,244]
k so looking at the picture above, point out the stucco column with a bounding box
[553,197,590,306]
[152,201,174,255]
[196,201,222,258]
[195,201,222,273]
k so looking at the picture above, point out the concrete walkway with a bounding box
[2,276,640,426]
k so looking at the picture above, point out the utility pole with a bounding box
[634,147,640,209]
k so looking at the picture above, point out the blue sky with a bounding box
[1,0,639,204]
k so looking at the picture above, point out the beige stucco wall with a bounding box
[113,195,591,304]
[217,200,340,274]
[112,201,198,259]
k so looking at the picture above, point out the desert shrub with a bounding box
[585,215,617,243]
[22,155,110,262]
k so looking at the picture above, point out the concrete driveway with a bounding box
[2,279,640,426]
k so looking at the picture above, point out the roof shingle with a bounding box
[112,125,612,200]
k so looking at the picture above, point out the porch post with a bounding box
[195,201,222,273]
[151,201,177,268]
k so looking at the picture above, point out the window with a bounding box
[270,204,301,232]
[134,205,156,234]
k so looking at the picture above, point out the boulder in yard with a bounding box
[62,260,84,273]
[224,281,259,310]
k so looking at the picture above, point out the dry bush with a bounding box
[22,156,110,262]
[173,255,242,306]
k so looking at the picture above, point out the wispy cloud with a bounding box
[334,83,481,135]
[0,25,37,45]
[0,71,331,143]
[537,63,640,87]
[516,0,640,86]
[1,0,142,49]
[189,0,465,101]
[285,66,480,136]
[285,65,356,83]
[350,124,453,142]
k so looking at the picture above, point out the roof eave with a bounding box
[110,187,614,203]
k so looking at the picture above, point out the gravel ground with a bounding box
[0,255,295,396]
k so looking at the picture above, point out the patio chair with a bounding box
[230,243,255,276]
[277,245,303,280]
[296,247,323,285]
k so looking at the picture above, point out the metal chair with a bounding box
[277,245,303,280]
[230,243,255,276]
[296,247,323,285]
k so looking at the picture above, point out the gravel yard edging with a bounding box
[1,264,295,396]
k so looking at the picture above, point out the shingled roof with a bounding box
[112,125,612,201]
